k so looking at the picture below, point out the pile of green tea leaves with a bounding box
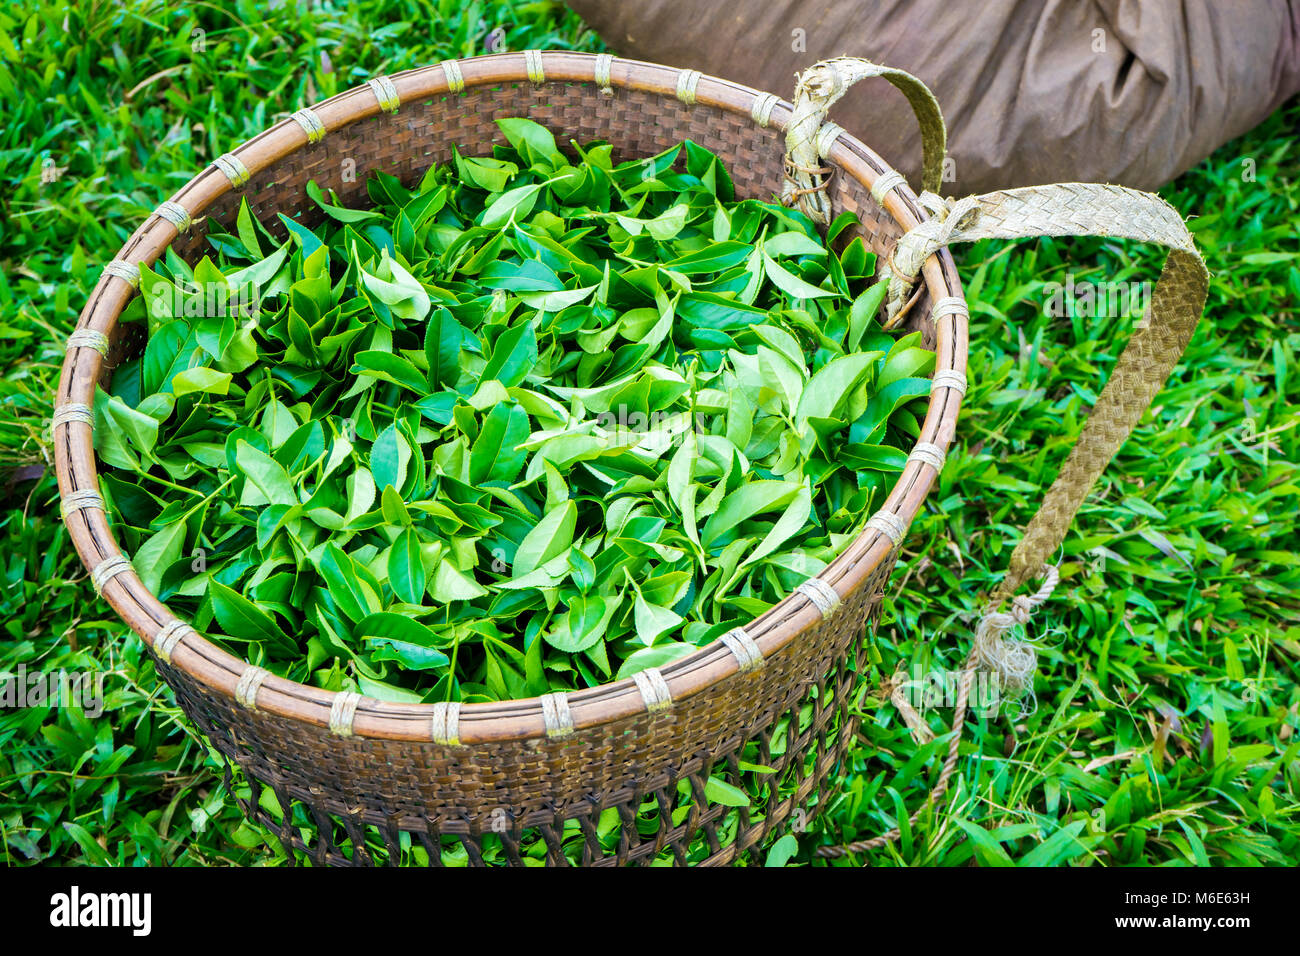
[96,118,934,704]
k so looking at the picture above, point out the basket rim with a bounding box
[54,50,968,745]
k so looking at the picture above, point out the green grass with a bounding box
[1,0,1295,866]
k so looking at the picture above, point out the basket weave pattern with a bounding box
[55,53,967,865]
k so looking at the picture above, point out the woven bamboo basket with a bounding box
[55,51,967,866]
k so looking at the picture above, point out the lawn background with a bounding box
[1,0,1295,865]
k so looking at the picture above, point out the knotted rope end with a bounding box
[971,566,1061,712]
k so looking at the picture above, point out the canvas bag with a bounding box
[569,0,1300,194]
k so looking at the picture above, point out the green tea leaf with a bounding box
[481,183,544,229]
[319,544,379,623]
[209,580,294,650]
[513,501,576,578]
[236,440,298,507]
[704,777,750,807]
[370,424,409,493]
[480,321,538,388]
[469,402,530,485]
[353,350,427,393]
[761,251,836,299]
[175,366,232,400]
[387,528,426,604]
[133,522,186,596]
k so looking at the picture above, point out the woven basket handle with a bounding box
[781,57,947,219]
[782,56,1210,608]
[788,58,1211,860]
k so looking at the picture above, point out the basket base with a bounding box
[193,593,885,867]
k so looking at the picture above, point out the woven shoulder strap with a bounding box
[782,58,1210,859]
[895,185,1207,606]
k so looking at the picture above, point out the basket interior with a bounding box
[89,75,947,716]
[154,80,917,336]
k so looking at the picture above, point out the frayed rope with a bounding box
[816,567,1060,860]
[972,565,1060,714]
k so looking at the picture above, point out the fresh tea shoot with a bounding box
[98,119,933,704]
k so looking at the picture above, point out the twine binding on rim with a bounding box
[631,668,673,713]
[102,260,141,288]
[865,510,908,545]
[676,69,701,106]
[524,49,545,85]
[720,627,763,672]
[155,200,192,232]
[931,296,969,322]
[329,691,363,737]
[751,92,779,127]
[60,489,103,519]
[814,121,844,161]
[235,665,270,711]
[931,369,968,395]
[213,153,251,188]
[430,701,462,745]
[153,619,193,665]
[909,441,947,472]
[870,169,908,206]
[91,555,132,594]
[796,578,842,618]
[441,58,465,93]
[593,53,614,93]
[540,692,574,738]
[51,403,94,431]
[291,108,326,144]
[66,329,109,356]
[367,75,400,113]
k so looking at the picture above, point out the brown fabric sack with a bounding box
[568,0,1300,194]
